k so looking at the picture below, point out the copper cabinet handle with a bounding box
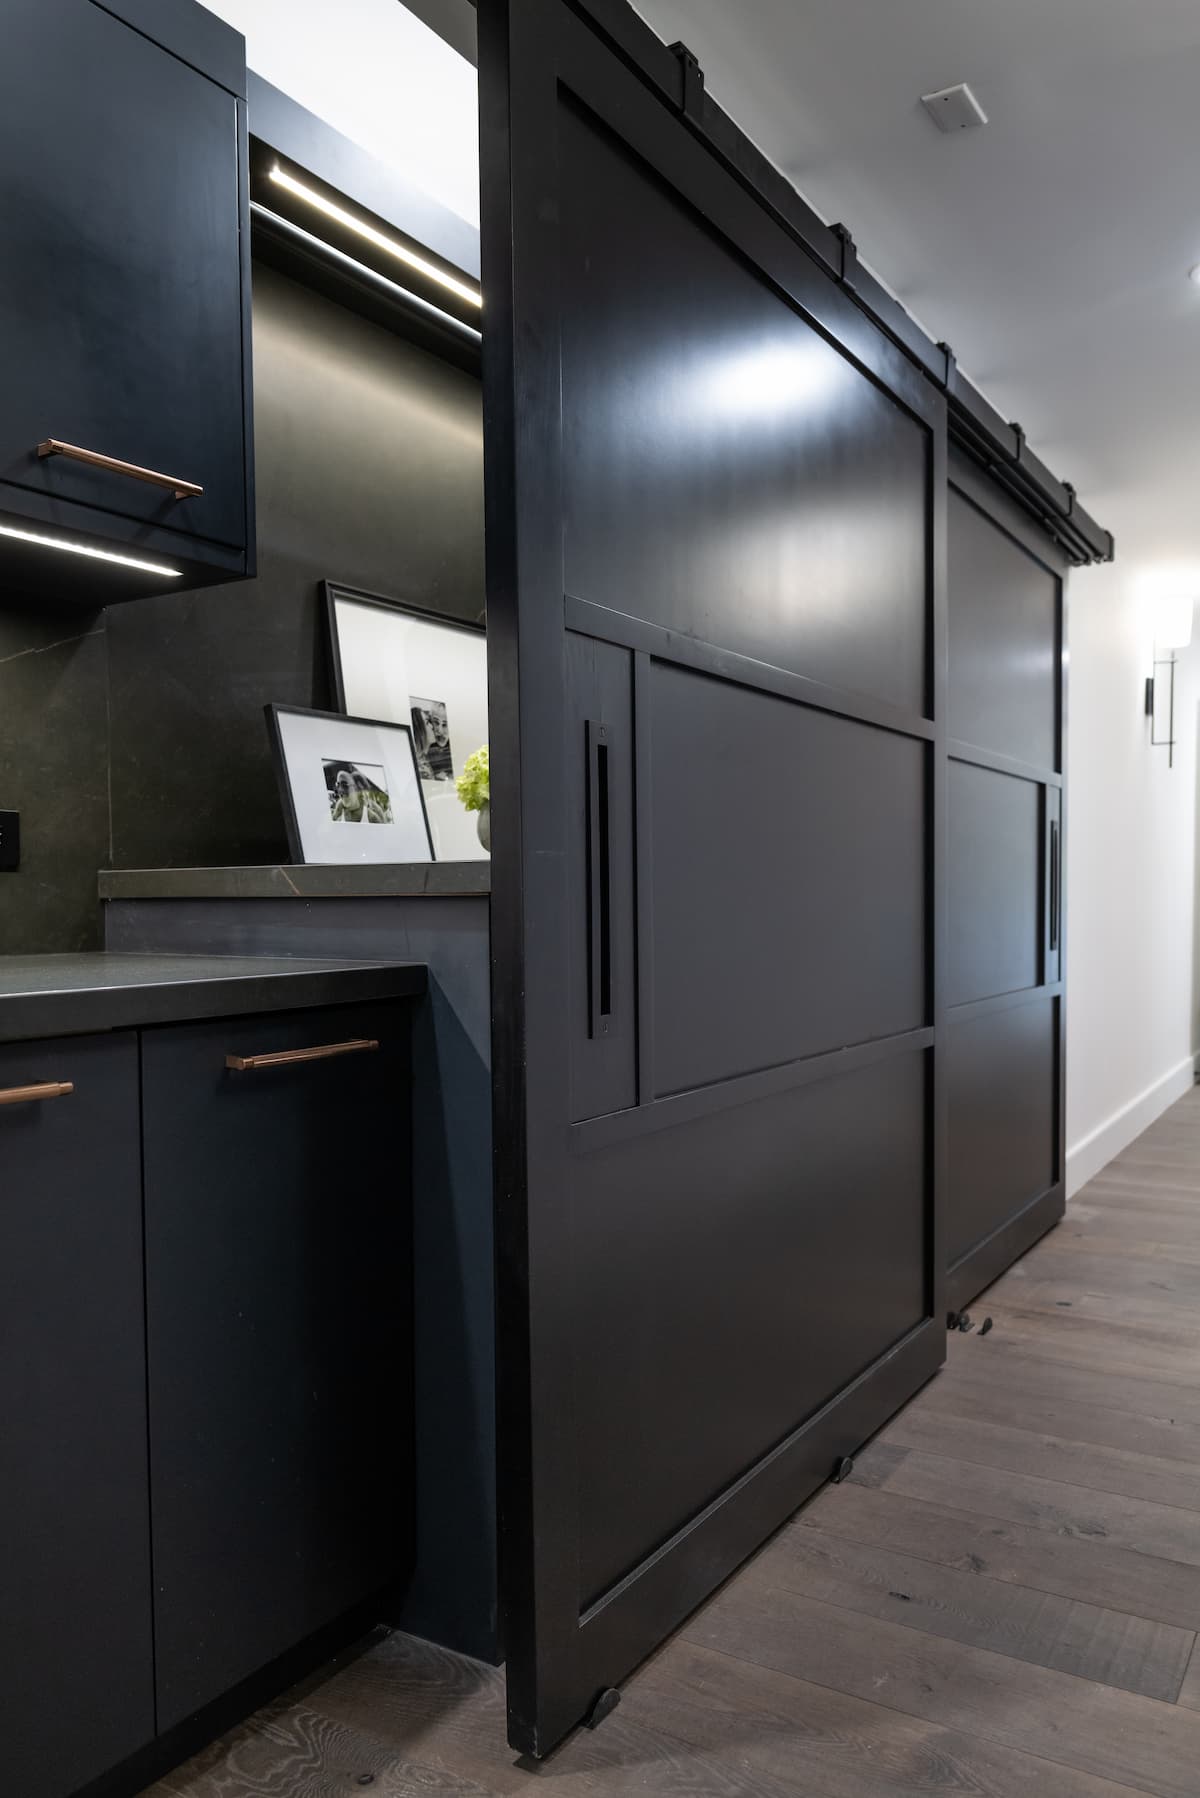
[225,1039,379,1072]
[37,439,203,500]
[0,1081,74,1107]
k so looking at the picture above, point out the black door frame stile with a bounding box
[480,0,949,1755]
[944,450,1069,1310]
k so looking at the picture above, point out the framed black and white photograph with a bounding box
[265,704,434,866]
[323,581,488,861]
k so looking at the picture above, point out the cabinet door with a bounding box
[0,1032,153,1798]
[0,0,249,558]
[142,1001,414,1730]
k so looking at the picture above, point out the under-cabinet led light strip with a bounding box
[250,203,482,346]
[0,523,181,578]
[268,165,481,310]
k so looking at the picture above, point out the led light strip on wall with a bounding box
[0,523,182,579]
[268,165,481,311]
[250,203,483,347]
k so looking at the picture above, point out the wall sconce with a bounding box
[1145,590,1193,769]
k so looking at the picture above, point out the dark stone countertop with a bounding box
[98,863,491,901]
[0,953,427,1044]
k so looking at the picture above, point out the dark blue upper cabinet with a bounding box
[0,0,254,604]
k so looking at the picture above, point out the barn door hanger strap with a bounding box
[668,41,705,121]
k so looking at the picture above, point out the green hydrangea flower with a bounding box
[456,745,490,813]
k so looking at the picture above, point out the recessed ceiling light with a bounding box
[1189,264,1200,286]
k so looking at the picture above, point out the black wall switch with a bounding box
[0,810,20,871]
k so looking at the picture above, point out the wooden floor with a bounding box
[147,1088,1200,1798]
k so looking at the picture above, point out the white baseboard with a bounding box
[1066,1055,1198,1197]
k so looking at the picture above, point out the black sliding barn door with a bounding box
[945,450,1068,1309]
[481,0,946,1754]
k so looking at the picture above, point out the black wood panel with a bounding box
[573,1049,929,1603]
[945,1178,1064,1317]
[142,1000,414,1730]
[948,485,1060,771]
[0,1031,153,1798]
[947,759,1041,1008]
[566,632,638,1120]
[0,1,248,552]
[651,663,926,1096]
[559,100,929,717]
[947,997,1058,1271]
[482,0,944,1754]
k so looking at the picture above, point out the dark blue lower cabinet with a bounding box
[0,999,414,1796]
[0,1032,154,1798]
[143,1000,415,1731]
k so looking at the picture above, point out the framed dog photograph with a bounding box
[265,704,434,865]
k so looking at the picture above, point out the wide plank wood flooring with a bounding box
[145,1088,1200,1797]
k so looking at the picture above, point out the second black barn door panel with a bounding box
[482,0,946,1755]
[947,997,1059,1275]
[945,456,1067,1308]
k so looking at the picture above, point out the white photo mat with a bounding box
[324,583,488,862]
[266,705,434,865]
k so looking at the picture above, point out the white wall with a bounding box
[1066,555,1198,1192]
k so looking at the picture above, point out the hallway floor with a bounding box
[148,1089,1200,1797]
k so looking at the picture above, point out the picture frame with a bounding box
[323,581,488,861]
[265,703,435,866]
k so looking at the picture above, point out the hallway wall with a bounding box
[1066,553,1199,1191]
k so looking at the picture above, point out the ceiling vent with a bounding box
[921,83,988,132]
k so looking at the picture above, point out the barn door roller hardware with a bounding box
[668,40,705,121]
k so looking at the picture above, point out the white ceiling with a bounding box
[632,0,1200,578]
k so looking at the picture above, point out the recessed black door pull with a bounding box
[586,720,613,1039]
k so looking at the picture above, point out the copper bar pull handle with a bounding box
[37,439,204,501]
[0,1081,74,1107]
[225,1039,380,1073]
